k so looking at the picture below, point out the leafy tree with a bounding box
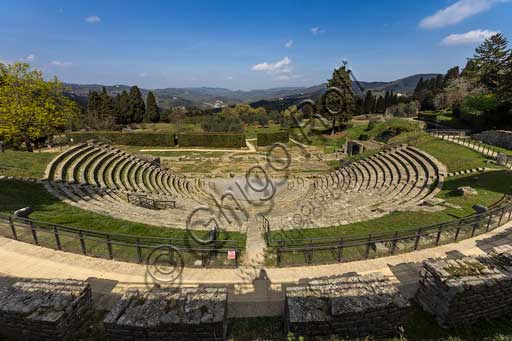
[0,62,78,151]
[201,112,243,132]
[127,86,145,123]
[145,91,160,123]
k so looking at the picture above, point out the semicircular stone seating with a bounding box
[42,142,446,232]
[267,144,447,230]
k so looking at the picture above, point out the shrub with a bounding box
[177,133,245,148]
[359,133,369,141]
[366,120,377,131]
[257,130,289,146]
[66,131,176,146]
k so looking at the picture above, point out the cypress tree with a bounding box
[99,87,116,125]
[443,66,460,87]
[145,91,160,123]
[115,90,130,124]
[363,90,375,114]
[127,86,145,123]
[375,96,386,114]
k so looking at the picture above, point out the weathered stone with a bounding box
[0,279,93,341]
[416,250,512,328]
[104,286,227,340]
[455,186,477,196]
[286,273,410,339]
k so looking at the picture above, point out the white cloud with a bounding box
[285,40,293,48]
[139,72,148,77]
[85,15,101,23]
[441,29,499,45]
[420,0,504,29]
[226,76,234,80]
[252,57,291,74]
[23,54,35,62]
[50,60,72,67]
[310,27,325,35]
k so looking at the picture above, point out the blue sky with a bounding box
[0,0,511,90]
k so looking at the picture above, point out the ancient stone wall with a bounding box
[104,286,228,340]
[0,279,93,341]
[416,246,512,328]
[285,273,410,339]
[473,130,512,149]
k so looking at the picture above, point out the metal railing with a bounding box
[428,130,512,168]
[264,198,512,267]
[0,213,241,268]
[126,193,176,210]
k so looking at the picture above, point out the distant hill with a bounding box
[64,73,440,110]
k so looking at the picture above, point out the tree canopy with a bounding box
[0,62,78,151]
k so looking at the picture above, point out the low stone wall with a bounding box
[104,286,228,340]
[473,130,512,149]
[0,279,93,340]
[415,246,512,328]
[285,273,410,339]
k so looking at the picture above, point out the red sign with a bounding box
[227,250,236,260]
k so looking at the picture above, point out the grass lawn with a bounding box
[269,170,512,242]
[0,179,245,248]
[0,150,58,178]
[131,122,203,133]
[390,131,495,172]
[245,123,283,139]
[226,305,512,340]
[114,145,227,157]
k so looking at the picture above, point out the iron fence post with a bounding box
[53,225,61,250]
[8,216,17,240]
[414,228,421,251]
[30,221,38,246]
[107,234,113,259]
[486,212,493,232]
[79,230,86,255]
[391,231,399,255]
[136,238,143,264]
[435,224,443,246]
[498,207,505,227]
[365,234,372,259]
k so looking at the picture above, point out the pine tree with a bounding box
[320,65,356,132]
[127,86,145,123]
[145,91,160,123]
[469,33,510,91]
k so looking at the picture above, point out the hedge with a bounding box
[257,130,289,146]
[177,133,246,148]
[66,131,176,146]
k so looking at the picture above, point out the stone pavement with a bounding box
[1,220,512,317]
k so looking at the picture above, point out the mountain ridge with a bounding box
[64,73,440,109]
